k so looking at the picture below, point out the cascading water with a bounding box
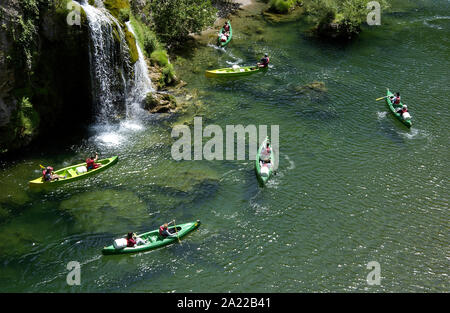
[79,1,154,146]
[80,0,132,122]
[125,21,154,117]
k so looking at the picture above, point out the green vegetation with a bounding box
[265,0,389,39]
[302,0,388,39]
[150,50,176,86]
[124,27,139,64]
[268,0,301,14]
[103,0,130,19]
[149,0,216,46]
[129,15,176,87]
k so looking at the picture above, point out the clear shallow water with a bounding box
[0,0,449,292]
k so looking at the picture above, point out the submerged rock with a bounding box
[59,190,148,233]
[295,81,328,94]
[149,161,220,193]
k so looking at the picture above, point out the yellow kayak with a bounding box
[205,65,267,78]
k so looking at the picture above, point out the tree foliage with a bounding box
[149,0,217,46]
[303,0,389,38]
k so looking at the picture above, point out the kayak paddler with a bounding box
[259,140,272,168]
[126,232,147,247]
[396,104,408,116]
[257,53,270,68]
[42,166,65,182]
[86,152,102,170]
[390,92,401,107]
[223,21,230,32]
[159,221,177,238]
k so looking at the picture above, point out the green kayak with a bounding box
[217,21,232,47]
[29,156,118,188]
[102,220,201,255]
[255,137,274,185]
[205,65,266,78]
[386,88,412,128]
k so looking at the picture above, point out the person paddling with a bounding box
[396,104,408,116]
[159,221,177,238]
[126,232,147,247]
[86,152,102,170]
[223,21,230,32]
[42,166,65,182]
[390,92,401,107]
[257,53,270,68]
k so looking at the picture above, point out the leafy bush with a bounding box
[129,15,158,57]
[268,0,298,14]
[150,49,176,85]
[149,0,216,46]
[303,0,389,38]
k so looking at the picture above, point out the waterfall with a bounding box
[79,1,154,147]
[80,0,152,122]
[125,21,154,117]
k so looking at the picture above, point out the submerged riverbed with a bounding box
[0,0,448,292]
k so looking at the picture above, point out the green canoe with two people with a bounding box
[255,137,274,185]
[385,89,412,128]
[102,220,201,255]
[218,20,232,47]
[29,156,118,188]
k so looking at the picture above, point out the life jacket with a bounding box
[402,107,408,113]
[127,237,136,247]
[224,24,229,32]
[393,96,400,104]
[86,158,95,169]
[42,167,53,177]
[159,226,166,236]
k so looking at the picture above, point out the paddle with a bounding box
[172,220,182,244]
[375,95,389,101]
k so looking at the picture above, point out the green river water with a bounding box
[0,0,448,292]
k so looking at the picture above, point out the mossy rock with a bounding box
[124,27,138,64]
[59,190,148,233]
[295,81,328,94]
[103,0,131,19]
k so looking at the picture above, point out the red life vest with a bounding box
[86,158,95,169]
[394,96,400,104]
[402,107,408,113]
[42,167,53,177]
[159,226,165,236]
[127,238,136,247]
